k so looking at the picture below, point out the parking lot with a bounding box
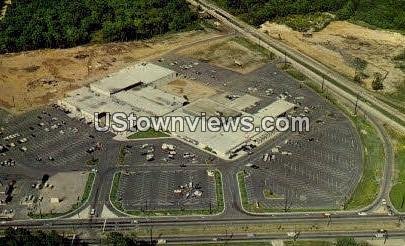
[0,106,118,218]
[156,55,333,118]
[0,45,365,216]
[241,116,362,210]
[0,106,115,172]
[119,139,218,167]
[154,54,363,210]
[117,168,218,211]
[0,174,42,220]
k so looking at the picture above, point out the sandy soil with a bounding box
[260,21,405,93]
[35,171,88,214]
[178,36,269,74]
[0,30,219,113]
[159,79,218,102]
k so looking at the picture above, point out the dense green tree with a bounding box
[0,0,197,53]
[106,232,156,246]
[372,72,384,90]
[0,227,67,245]
[215,0,405,31]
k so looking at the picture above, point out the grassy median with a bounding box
[127,129,169,139]
[388,130,405,211]
[344,116,384,209]
[110,172,123,211]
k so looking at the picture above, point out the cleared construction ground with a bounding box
[260,20,405,110]
[0,30,223,113]
[178,36,274,74]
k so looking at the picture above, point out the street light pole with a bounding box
[355,93,360,115]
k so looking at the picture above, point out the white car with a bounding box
[382,199,387,205]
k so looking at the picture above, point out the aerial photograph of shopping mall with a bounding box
[0,0,404,245]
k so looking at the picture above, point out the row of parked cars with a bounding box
[138,143,198,165]
[0,159,15,167]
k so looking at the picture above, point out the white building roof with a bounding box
[256,99,296,118]
[91,63,176,95]
[167,110,251,155]
[63,87,133,116]
[167,99,296,157]
[114,86,186,116]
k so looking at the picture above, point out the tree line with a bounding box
[214,0,405,31]
[0,227,68,245]
[0,0,198,53]
[0,228,156,245]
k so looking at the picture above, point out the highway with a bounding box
[1,214,405,244]
[0,213,401,228]
[188,0,405,134]
[84,231,403,245]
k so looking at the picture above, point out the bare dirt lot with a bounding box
[260,21,405,93]
[159,79,217,102]
[35,171,88,214]
[177,36,271,74]
[0,30,221,113]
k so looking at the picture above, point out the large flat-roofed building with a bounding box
[182,98,242,118]
[168,98,296,159]
[253,99,296,126]
[114,86,186,116]
[60,87,134,122]
[166,109,250,156]
[58,61,296,159]
[58,62,180,123]
[90,63,177,96]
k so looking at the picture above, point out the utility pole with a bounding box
[355,93,360,115]
[321,76,325,92]
[70,234,76,246]
[284,193,288,212]
[284,51,287,67]
[102,219,107,232]
[39,200,42,219]
[77,196,80,218]
[398,215,403,224]
[327,214,332,226]
[150,226,153,245]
